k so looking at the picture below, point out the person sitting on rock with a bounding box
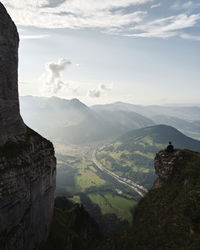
[166,141,174,152]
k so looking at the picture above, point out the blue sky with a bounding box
[2,0,200,105]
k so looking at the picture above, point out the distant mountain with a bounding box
[152,115,200,140]
[20,96,154,144]
[20,96,200,144]
[96,125,200,189]
[91,102,200,121]
[92,102,200,140]
[20,96,94,143]
[119,124,200,151]
[94,109,154,135]
[92,102,142,113]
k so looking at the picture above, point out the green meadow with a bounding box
[55,142,139,224]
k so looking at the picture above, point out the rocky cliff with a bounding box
[100,149,200,249]
[153,149,187,188]
[0,2,26,146]
[0,3,56,250]
[129,149,200,249]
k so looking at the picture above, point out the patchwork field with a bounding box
[54,142,140,229]
[96,136,160,189]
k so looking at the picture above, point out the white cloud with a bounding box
[172,1,193,10]
[1,0,200,41]
[1,0,152,29]
[41,58,71,94]
[88,83,113,98]
[125,13,200,39]
[180,33,200,41]
[151,3,161,9]
[20,34,49,39]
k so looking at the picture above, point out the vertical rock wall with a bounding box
[0,3,56,250]
[0,130,56,250]
[0,3,26,145]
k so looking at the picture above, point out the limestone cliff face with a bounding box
[0,129,56,250]
[153,149,185,188]
[97,149,200,250]
[0,3,56,250]
[0,3,26,146]
[128,149,200,249]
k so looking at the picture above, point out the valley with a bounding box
[19,96,200,234]
[92,149,147,197]
[54,124,200,234]
[54,142,140,232]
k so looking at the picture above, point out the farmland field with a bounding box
[54,142,140,232]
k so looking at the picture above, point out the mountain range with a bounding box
[20,96,154,144]
[20,96,200,144]
[92,102,200,121]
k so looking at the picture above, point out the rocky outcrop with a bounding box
[97,149,200,250]
[153,149,185,188]
[0,3,56,250]
[0,129,56,250]
[128,149,200,249]
[0,2,26,146]
[41,197,102,250]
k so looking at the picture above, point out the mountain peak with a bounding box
[46,96,88,109]
[69,98,88,108]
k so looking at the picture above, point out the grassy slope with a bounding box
[55,143,138,228]
[88,193,136,221]
[97,125,200,189]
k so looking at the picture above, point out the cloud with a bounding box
[151,3,161,9]
[88,89,102,98]
[20,34,49,39]
[88,83,113,98]
[180,33,200,41]
[42,58,71,94]
[124,13,200,39]
[1,0,152,30]
[172,1,193,10]
[1,0,200,41]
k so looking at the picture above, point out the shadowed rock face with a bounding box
[0,3,26,145]
[0,3,56,250]
[153,150,184,188]
[125,149,200,250]
[0,129,56,250]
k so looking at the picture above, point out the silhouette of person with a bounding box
[166,141,174,152]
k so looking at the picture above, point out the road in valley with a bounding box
[92,150,148,197]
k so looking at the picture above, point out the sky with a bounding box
[1,0,200,105]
